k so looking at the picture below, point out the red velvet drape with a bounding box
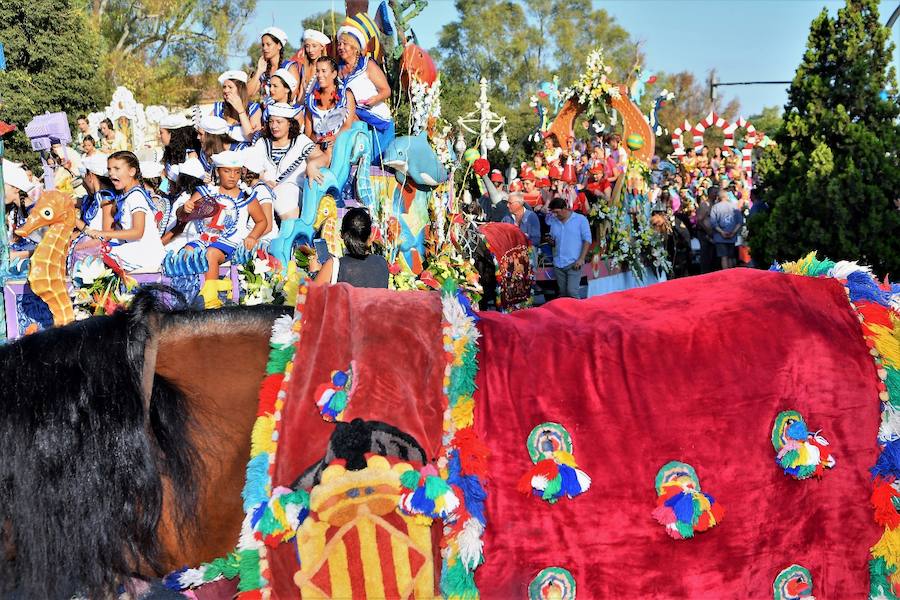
[474,269,880,597]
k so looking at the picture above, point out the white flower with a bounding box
[74,257,108,285]
[253,257,271,275]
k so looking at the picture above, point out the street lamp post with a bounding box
[456,77,509,158]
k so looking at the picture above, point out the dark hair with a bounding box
[171,173,205,200]
[262,33,285,78]
[264,116,301,140]
[143,177,162,195]
[315,55,339,74]
[82,135,95,146]
[77,114,88,122]
[340,207,372,258]
[109,150,143,181]
[548,198,567,210]
[708,186,720,202]
[99,118,114,135]
[161,126,201,171]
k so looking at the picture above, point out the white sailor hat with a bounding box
[266,102,300,120]
[218,70,249,86]
[272,67,298,91]
[261,27,288,46]
[159,113,192,130]
[177,157,207,180]
[81,153,109,177]
[303,29,330,46]
[2,159,35,193]
[212,150,244,168]
[139,160,164,179]
[199,115,231,135]
[242,149,268,175]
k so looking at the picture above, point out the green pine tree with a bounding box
[0,0,108,167]
[749,0,900,275]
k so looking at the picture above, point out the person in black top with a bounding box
[312,207,389,288]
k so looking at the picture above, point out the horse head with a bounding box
[14,189,76,237]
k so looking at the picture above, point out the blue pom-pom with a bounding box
[786,420,809,440]
[769,261,783,272]
[162,567,189,590]
[410,485,436,515]
[250,501,268,528]
[872,440,900,479]
[668,492,696,524]
[557,464,583,497]
[332,370,349,387]
[242,453,271,511]
[847,270,892,307]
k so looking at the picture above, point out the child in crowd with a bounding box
[241,152,278,245]
[177,151,267,307]
[83,151,165,273]
[163,157,207,252]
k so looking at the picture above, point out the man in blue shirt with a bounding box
[546,197,592,298]
[502,192,541,246]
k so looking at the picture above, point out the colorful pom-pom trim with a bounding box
[771,410,835,480]
[652,461,724,540]
[528,566,576,600]
[518,422,591,504]
[772,252,900,593]
[773,564,814,599]
[314,361,356,422]
[398,463,461,521]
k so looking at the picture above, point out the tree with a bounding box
[747,105,783,139]
[90,0,257,105]
[749,0,900,275]
[0,0,107,166]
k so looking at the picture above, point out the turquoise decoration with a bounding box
[314,362,356,422]
[773,564,814,599]
[528,567,576,600]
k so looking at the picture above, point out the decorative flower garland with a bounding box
[560,48,620,119]
[164,280,487,598]
[771,252,900,598]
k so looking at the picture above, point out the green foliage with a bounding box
[301,10,345,43]
[432,0,638,165]
[0,0,107,167]
[749,0,900,275]
[747,105,783,139]
[93,0,257,105]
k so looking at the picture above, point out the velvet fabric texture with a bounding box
[270,283,446,599]
[474,269,880,597]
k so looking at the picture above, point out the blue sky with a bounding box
[236,0,900,115]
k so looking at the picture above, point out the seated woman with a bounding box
[261,68,303,126]
[248,27,300,103]
[304,56,357,162]
[177,151,267,308]
[213,70,262,144]
[83,151,165,273]
[312,207,388,288]
[74,153,115,252]
[336,17,394,156]
[245,102,327,221]
[296,29,330,97]
[98,118,128,153]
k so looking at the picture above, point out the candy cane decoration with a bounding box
[692,112,734,152]
[733,117,760,173]
[671,119,692,156]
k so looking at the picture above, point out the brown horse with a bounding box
[0,287,286,598]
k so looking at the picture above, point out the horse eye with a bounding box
[41,208,53,219]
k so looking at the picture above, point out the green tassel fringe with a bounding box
[236,548,265,592]
[886,367,900,406]
[870,557,900,600]
[266,346,295,374]
[441,557,480,600]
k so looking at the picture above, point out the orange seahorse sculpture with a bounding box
[14,190,76,326]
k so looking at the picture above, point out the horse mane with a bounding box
[0,287,275,598]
